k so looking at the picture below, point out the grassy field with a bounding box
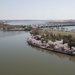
[39,30,75,38]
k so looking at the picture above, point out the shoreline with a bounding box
[27,35,75,56]
[0,22,32,31]
[27,27,75,56]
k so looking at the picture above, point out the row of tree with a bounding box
[31,28,75,48]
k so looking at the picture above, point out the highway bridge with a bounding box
[38,22,75,28]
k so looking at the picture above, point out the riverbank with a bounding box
[0,22,32,31]
[1,31,75,75]
[27,28,75,55]
[27,34,75,56]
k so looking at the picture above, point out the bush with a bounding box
[68,42,75,48]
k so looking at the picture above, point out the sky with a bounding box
[0,0,75,20]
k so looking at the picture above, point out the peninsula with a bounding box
[27,27,75,56]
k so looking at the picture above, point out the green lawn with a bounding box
[39,30,75,38]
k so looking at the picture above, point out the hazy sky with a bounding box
[0,0,75,20]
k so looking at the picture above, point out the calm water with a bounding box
[7,20,49,25]
[0,31,75,75]
[6,20,75,30]
[64,26,75,30]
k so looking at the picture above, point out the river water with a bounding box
[0,31,75,75]
[6,20,75,30]
[7,20,49,25]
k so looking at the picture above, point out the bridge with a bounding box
[37,22,75,28]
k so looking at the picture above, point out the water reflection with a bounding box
[28,45,75,63]
[0,31,26,38]
[0,31,75,75]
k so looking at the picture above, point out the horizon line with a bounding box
[0,19,75,21]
